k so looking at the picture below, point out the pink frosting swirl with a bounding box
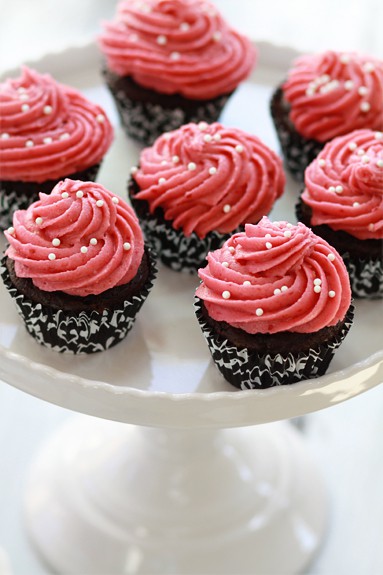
[133,122,285,238]
[0,67,113,182]
[283,51,383,142]
[303,129,383,240]
[196,217,351,334]
[4,180,144,296]
[99,0,256,99]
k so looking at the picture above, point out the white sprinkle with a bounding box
[43,137,52,144]
[223,204,231,213]
[7,227,15,235]
[222,261,229,267]
[43,105,53,115]
[21,104,30,112]
[76,190,84,198]
[158,177,166,185]
[265,234,272,238]
[229,246,235,253]
[361,155,370,164]
[327,253,335,261]
[170,51,180,61]
[274,288,281,295]
[157,35,167,45]
[212,31,222,42]
[60,133,70,140]
[360,101,371,113]
[52,238,60,247]
[112,196,119,204]
[335,185,343,193]
[266,242,272,249]
[368,223,375,231]
[180,22,190,31]
[17,87,26,93]
[203,134,212,143]
[19,93,29,101]
[25,139,34,147]
[1,133,9,139]
[353,202,360,207]
[314,278,322,286]
[318,159,326,167]
[344,80,354,91]
[348,142,357,151]
[81,246,88,254]
[376,159,383,168]
[222,290,231,299]
[320,74,330,83]
[188,162,196,171]
[130,166,138,174]
[96,114,105,123]
[329,290,336,298]
[209,166,217,175]
[61,192,69,199]
[35,217,43,225]
[255,308,264,316]
[306,88,315,96]
[123,242,131,251]
[214,133,221,141]
[284,230,292,238]
[243,280,251,286]
[172,155,179,164]
[340,54,350,64]
[281,285,288,292]
[286,223,293,228]
[375,132,383,140]
[163,133,171,140]
[96,200,104,207]
[198,121,208,131]
[357,148,366,156]
[329,186,336,193]
[314,285,322,293]
[235,144,244,153]
[48,253,56,261]
[364,62,375,73]
[161,160,167,165]
[90,238,98,245]
[358,86,368,96]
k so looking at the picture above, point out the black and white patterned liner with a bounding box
[194,297,355,390]
[0,249,157,354]
[0,163,100,231]
[270,86,324,182]
[112,89,230,146]
[344,254,383,299]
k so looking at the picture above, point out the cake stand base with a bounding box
[25,416,327,575]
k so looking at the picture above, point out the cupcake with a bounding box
[0,67,114,230]
[1,179,156,354]
[98,0,256,145]
[195,217,354,389]
[270,50,383,181]
[297,129,383,298]
[129,122,285,272]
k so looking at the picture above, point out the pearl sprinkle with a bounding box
[222,290,231,299]
[123,242,131,251]
[52,238,60,247]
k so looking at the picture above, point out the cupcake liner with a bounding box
[270,86,324,182]
[1,248,157,354]
[0,163,101,231]
[130,192,240,273]
[194,297,355,389]
[296,199,383,299]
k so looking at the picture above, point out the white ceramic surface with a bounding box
[25,416,328,575]
[0,42,382,429]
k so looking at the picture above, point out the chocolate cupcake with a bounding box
[0,67,114,230]
[195,217,353,389]
[270,51,383,181]
[129,121,285,272]
[1,179,156,354]
[98,0,256,145]
[297,129,383,298]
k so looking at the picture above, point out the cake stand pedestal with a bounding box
[25,416,326,575]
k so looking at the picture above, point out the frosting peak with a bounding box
[4,180,144,296]
[196,217,351,334]
[99,0,256,99]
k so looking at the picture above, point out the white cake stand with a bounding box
[1,248,383,575]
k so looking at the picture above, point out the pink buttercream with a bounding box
[303,129,383,240]
[133,122,285,238]
[4,180,144,296]
[196,217,351,334]
[283,51,383,142]
[0,67,113,182]
[99,0,256,100]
